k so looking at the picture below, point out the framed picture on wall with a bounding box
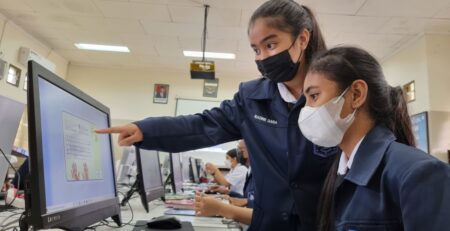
[153,84,169,104]
[403,80,415,103]
[6,64,21,87]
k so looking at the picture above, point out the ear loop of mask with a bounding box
[333,86,358,122]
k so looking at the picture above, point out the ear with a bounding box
[297,29,310,50]
[349,80,368,109]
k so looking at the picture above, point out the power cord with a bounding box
[0,147,20,208]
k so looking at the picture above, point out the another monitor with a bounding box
[189,157,199,183]
[0,95,25,191]
[169,153,183,194]
[135,148,165,213]
[26,61,121,230]
[410,111,430,153]
[116,146,137,186]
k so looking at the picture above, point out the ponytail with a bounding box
[301,5,326,66]
[317,155,340,231]
[387,86,416,146]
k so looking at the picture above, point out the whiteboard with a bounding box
[175,98,221,116]
[175,98,238,167]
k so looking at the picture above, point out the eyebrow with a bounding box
[304,86,319,95]
[250,34,278,47]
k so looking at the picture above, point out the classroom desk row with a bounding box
[0,196,242,231]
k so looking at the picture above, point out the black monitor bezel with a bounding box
[189,157,199,183]
[135,148,165,213]
[169,153,183,193]
[26,61,121,229]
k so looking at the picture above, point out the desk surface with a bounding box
[0,197,241,231]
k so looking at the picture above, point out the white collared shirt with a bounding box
[277,83,297,103]
[337,136,365,175]
[225,164,248,195]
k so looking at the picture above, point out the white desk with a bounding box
[0,197,241,231]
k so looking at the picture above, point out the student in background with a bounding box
[195,139,255,225]
[205,148,248,196]
[96,1,336,229]
[298,46,450,231]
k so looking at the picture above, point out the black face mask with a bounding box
[255,42,302,83]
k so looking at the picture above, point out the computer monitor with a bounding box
[170,153,183,193]
[189,157,199,183]
[135,148,165,213]
[0,95,25,191]
[26,61,121,230]
[116,146,137,186]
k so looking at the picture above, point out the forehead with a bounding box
[248,18,290,44]
[304,72,338,89]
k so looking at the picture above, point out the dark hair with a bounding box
[226,149,246,165]
[248,0,326,66]
[309,46,416,231]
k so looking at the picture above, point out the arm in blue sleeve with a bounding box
[133,90,244,152]
[400,159,450,230]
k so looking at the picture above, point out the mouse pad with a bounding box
[132,220,195,231]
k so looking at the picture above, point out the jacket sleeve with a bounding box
[400,159,450,230]
[133,89,244,152]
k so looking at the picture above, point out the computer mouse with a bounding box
[147,215,182,230]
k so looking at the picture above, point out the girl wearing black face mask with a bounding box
[97,1,332,230]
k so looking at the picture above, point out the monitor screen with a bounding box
[135,148,164,213]
[189,157,199,183]
[170,153,183,194]
[26,61,121,229]
[0,95,25,191]
[116,146,137,186]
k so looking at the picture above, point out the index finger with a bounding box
[95,127,123,134]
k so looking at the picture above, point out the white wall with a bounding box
[0,13,68,150]
[66,65,246,121]
[426,34,450,112]
[382,36,429,115]
[382,34,450,162]
[0,14,68,103]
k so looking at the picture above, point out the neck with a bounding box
[339,112,375,159]
[283,63,306,99]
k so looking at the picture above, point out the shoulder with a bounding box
[233,165,248,174]
[238,78,273,95]
[384,142,449,180]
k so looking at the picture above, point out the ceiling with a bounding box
[0,0,449,78]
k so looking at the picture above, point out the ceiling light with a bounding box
[74,43,130,52]
[183,51,235,60]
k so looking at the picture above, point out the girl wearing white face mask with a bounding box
[298,46,450,231]
[205,149,248,196]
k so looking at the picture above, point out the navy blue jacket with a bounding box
[244,172,255,209]
[334,125,450,231]
[134,78,337,230]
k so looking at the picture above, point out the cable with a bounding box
[0,148,20,208]
[201,4,210,62]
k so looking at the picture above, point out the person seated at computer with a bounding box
[205,148,247,196]
[195,140,255,225]
[298,46,450,231]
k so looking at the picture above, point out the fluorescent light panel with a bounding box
[75,43,130,52]
[183,51,235,59]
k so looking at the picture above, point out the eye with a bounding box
[310,93,319,101]
[266,42,276,49]
[253,47,260,55]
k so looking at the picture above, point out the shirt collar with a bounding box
[337,136,365,175]
[277,83,297,103]
[344,125,397,186]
